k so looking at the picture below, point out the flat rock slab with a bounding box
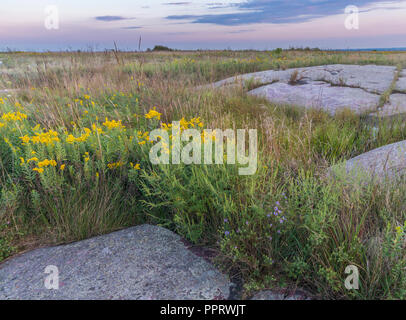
[211,65,397,115]
[332,140,406,182]
[0,225,230,300]
[395,70,406,92]
[249,81,379,115]
[213,64,396,95]
[372,93,406,117]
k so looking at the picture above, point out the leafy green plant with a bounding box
[0,222,14,262]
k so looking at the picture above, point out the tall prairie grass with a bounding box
[1,49,406,299]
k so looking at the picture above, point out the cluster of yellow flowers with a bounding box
[160,122,172,130]
[66,128,91,144]
[91,123,104,134]
[83,152,90,162]
[1,111,27,122]
[182,117,203,129]
[26,157,38,164]
[66,125,104,144]
[20,130,60,145]
[20,157,58,174]
[3,101,206,175]
[107,161,124,169]
[145,107,162,120]
[159,117,204,134]
[37,159,57,168]
[137,131,150,145]
[103,118,125,130]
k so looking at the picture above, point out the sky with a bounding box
[0,0,406,51]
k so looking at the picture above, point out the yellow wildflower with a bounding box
[19,135,31,144]
[103,118,125,130]
[130,163,141,170]
[32,167,44,173]
[1,111,27,122]
[107,161,124,169]
[145,107,162,120]
[27,157,38,163]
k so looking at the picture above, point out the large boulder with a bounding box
[331,140,406,182]
[0,225,230,300]
[248,81,380,115]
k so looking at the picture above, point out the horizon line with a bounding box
[1,46,406,53]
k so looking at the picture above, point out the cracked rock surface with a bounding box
[373,94,406,117]
[395,69,406,92]
[249,81,380,115]
[212,65,406,116]
[0,225,230,300]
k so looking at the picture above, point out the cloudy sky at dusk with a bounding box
[1,0,406,51]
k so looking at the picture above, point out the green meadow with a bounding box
[1,49,406,299]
